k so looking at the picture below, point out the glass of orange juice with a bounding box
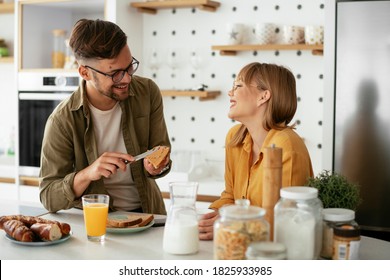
[82,194,109,242]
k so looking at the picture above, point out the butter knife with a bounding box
[123,147,159,164]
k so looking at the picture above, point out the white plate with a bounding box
[5,232,72,246]
[106,214,154,234]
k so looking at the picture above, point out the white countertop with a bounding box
[0,200,214,260]
[1,200,390,260]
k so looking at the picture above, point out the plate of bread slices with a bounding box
[106,213,154,233]
[0,215,72,246]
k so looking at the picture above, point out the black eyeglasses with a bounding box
[83,57,139,83]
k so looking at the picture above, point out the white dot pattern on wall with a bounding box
[142,0,325,175]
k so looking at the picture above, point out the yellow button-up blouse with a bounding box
[210,124,314,209]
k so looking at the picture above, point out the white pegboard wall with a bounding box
[138,0,325,176]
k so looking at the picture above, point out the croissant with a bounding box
[30,223,62,241]
[3,220,35,242]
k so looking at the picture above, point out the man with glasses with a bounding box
[39,19,171,215]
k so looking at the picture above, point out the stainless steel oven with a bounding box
[18,72,80,176]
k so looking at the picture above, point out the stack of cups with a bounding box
[226,23,245,45]
[254,23,277,45]
[305,25,324,45]
[282,25,305,44]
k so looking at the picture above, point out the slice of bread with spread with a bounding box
[107,214,154,228]
[145,146,170,169]
[106,216,143,228]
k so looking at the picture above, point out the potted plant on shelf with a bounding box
[306,170,362,210]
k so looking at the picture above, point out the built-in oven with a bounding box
[18,72,80,177]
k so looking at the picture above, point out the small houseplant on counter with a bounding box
[306,170,361,210]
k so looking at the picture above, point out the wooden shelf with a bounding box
[130,0,220,14]
[0,176,39,187]
[212,44,324,56]
[0,56,14,63]
[161,90,220,101]
[0,2,14,14]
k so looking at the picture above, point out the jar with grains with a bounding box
[274,187,323,260]
[321,208,357,259]
[52,29,66,68]
[332,223,360,260]
[214,199,269,260]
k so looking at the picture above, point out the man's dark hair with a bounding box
[69,19,127,60]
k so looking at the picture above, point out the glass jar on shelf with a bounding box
[214,199,270,260]
[52,29,66,68]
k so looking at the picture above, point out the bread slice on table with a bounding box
[145,146,170,169]
[106,214,154,228]
[131,214,154,227]
[106,216,143,228]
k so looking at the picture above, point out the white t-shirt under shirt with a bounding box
[88,101,141,211]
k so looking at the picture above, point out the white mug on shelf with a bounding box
[305,25,324,45]
[282,25,305,44]
[226,23,245,45]
[254,23,277,45]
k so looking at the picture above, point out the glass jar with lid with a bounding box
[321,208,357,259]
[52,29,66,68]
[214,199,270,260]
[332,223,360,260]
[274,187,323,260]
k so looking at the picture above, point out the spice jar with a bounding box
[214,199,270,260]
[321,208,357,259]
[274,187,323,260]
[246,241,287,260]
[333,223,360,260]
[52,29,66,68]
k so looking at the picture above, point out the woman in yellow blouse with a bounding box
[198,62,313,240]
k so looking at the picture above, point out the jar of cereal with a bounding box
[214,199,269,260]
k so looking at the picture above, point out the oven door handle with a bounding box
[19,93,71,101]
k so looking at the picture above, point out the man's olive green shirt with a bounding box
[39,76,170,214]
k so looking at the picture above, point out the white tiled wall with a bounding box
[0,0,326,202]
[138,0,325,177]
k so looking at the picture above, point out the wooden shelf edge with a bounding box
[0,56,14,63]
[0,176,39,187]
[0,2,14,14]
[161,191,219,203]
[212,44,324,56]
[130,0,220,14]
[161,90,220,101]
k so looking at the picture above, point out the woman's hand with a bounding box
[198,210,219,240]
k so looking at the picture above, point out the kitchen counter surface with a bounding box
[1,200,389,260]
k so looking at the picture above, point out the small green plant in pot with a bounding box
[306,170,362,210]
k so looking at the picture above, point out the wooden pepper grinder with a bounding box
[263,144,282,241]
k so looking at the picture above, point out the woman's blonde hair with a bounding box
[230,62,297,146]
